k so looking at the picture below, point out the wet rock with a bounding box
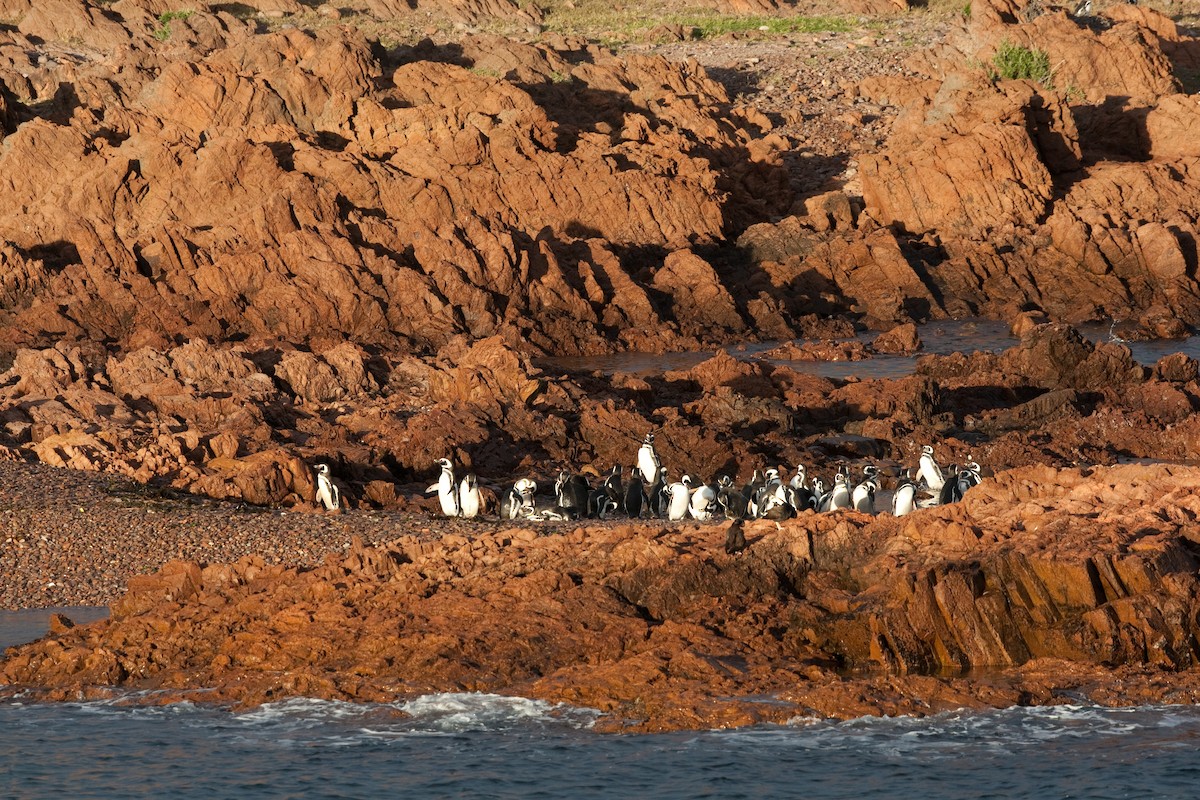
[871,322,922,355]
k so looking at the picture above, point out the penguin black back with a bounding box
[724,519,747,555]
[624,471,645,519]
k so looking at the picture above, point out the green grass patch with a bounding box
[541,0,852,44]
[989,40,1053,85]
[683,14,853,38]
[153,9,193,41]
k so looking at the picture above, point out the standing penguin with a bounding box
[314,463,341,511]
[459,473,482,519]
[603,465,624,513]
[637,433,661,485]
[666,475,692,521]
[917,445,946,495]
[624,469,646,519]
[555,470,590,518]
[892,470,917,517]
[427,458,460,517]
[648,466,670,518]
[822,473,852,512]
[716,475,749,520]
[724,519,747,555]
[852,465,879,514]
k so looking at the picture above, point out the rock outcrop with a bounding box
[8,463,1200,730]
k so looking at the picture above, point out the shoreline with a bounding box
[9,461,1200,732]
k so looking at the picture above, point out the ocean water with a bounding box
[540,319,1200,381]
[4,695,1200,799]
[7,578,1200,797]
[5,613,1200,799]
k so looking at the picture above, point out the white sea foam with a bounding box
[395,692,600,733]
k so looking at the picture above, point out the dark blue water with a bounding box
[540,319,1200,380]
[3,695,1200,798]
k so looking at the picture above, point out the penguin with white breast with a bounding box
[314,463,341,511]
[917,445,946,494]
[459,473,482,518]
[752,469,782,518]
[428,458,460,517]
[689,480,719,521]
[505,478,538,519]
[892,472,917,517]
[789,464,807,491]
[823,473,852,512]
[603,465,624,513]
[809,477,827,512]
[637,433,661,485]
[851,465,879,514]
[666,475,692,521]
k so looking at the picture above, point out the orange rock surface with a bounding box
[8,463,1200,731]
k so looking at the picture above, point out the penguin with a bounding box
[753,469,782,518]
[555,470,589,518]
[851,465,879,514]
[917,445,946,495]
[588,488,618,519]
[939,461,982,506]
[689,481,719,521]
[624,469,646,519]
[504,478,538,519]
[716,475,749,520]
[314,463,340,511]
[603,465,624,513]
[758,492,795,520]
[649,466,670,518]
[666,475,692,521]
[892,474,917,517]
[809,477,827,512]
[742,469,764,517]
[724,519,747,555]
[427,458,459,517]
[822,473,852,512]
[637,432,661,485]
[459,473,481,519]
[789,464,808,491]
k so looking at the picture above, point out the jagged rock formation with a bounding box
[2,322,1198,507]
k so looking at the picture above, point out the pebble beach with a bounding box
[0,460,443,610]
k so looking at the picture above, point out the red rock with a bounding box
[872,322,922,355]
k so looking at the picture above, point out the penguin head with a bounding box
[436,458,453,470]
[682,475,693,487]
[921,445,935,457]
[644,432,655,445]
[863,464,878,478]
[718,475,732,488]
[316,463,330,476]
[764,468,779,482]
[834,473,848,486]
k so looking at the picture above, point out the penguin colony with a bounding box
[404,433,983,522]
